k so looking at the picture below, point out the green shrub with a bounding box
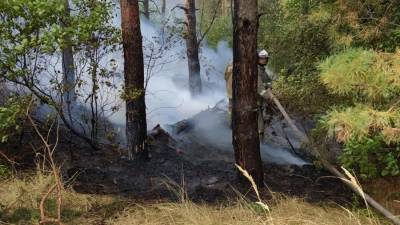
[0,97,28,143]
[0,164,10,180]
[273,75,349,115]
[341,137,400,178]
[317,48,400,178]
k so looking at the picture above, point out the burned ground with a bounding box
[1,102,352,205]
[50,104,351,205]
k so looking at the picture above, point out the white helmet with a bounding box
[258,49,269,58]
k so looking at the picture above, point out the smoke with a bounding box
[104,5,308,165]
[108,9,232,129]
[186,103,308,166]
[13,1,307,166]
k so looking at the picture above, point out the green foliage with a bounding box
[323,0,400,52]
[201,16,232,48]
[0,164,10,180]
[199,0,400,179]
[197,0,233,48]
[273,75,349,114]
[319,48,400,102]
[257,0,400,80]
[320,105,400,144]
[0,0,120,144]
[0,0,119,90]
[318,49,400,178]
[71,0,120,49]
[0,97,28,143]
[341,137,400,178]
[320,104,400,178]
[0,0,64,63]
[259,0,333,76]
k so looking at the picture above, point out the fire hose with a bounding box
[263,89,400,225]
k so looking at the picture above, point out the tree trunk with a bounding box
[160,0,166,44]
[120,0,148,160]
[61,0,76,123]
[90,49,99,142]
[232,0,263,186]
[161,0,166,17]
[143,0,150,19]
[184,0,202,96]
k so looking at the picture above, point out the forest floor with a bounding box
[0,101,397,224]
[52,101,352,204]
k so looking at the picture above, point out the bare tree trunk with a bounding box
[61,0,76,124]
[160,0,166,44]
[232,0,263,186]
[120,0,148,160]
[161,0,166,17]
[184,0,202,96]
[143,0,150,19]
[90,49,99,142]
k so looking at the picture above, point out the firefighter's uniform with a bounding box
[224,60,273,139]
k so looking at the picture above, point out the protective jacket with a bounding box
[257,65,272,96]
[224,64,272,99]
[224,63,233,99]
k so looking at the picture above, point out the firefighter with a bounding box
[224,49,273,142]
[256,49,273,142]
[224,63,233,122]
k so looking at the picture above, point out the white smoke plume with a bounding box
[108,8,232,128]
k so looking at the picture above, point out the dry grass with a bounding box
[0,170,97,224]
[106,198,386,225]
[107,166,387,225]
[0,171,390,225]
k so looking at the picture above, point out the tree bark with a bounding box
[184,0,202,96]
[143,0,150,20]
[161,0,166,17]
[232,0,263,186]
[61,0,76,124]
[120,0,148,160]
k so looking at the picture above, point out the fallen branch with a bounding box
[264,89,400,225]
[0,150,19,166]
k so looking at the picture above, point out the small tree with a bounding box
[183,0,202,96]
[0,0,120,149]
[181,0,222,96]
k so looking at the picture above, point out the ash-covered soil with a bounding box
[54,102,352,204]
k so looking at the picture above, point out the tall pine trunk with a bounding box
[232,0,263,186]
[61,0,76,123]
[120,0,148,160]
[184,0,202,96]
